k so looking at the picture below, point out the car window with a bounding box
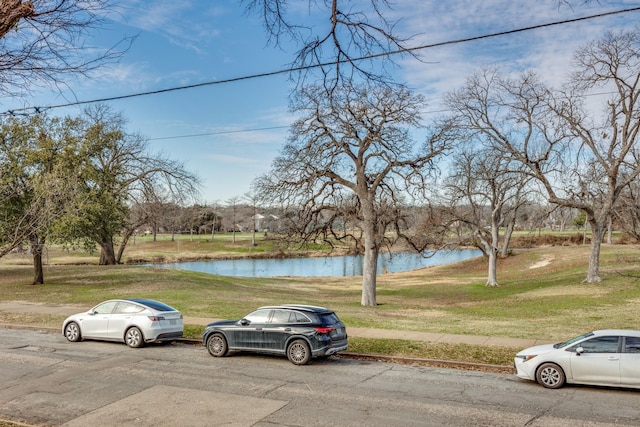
[271,310,292,324]
[574,336,620,353]
[244,309,271,324]
[93,301,118,314]
[114,302,144,314]
[293,311,311,323]
[624,336,640,353]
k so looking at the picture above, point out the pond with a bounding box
[144,249,482,277]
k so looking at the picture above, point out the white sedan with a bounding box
[62,298,183,348]
[514,329,640,389]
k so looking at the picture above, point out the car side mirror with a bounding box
[88,310,97,316]
[240,319,250,326]
[575,347,584,356]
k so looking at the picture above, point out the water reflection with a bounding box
[144,250,481,277]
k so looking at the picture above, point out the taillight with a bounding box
[148,316,165,322]
[315,327,335,334]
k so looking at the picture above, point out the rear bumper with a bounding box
[323,343,348,356]
[313,338,348,357]
[148,331,183,342]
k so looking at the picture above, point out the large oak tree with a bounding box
[54,105,201,265]
[255,84,450,306]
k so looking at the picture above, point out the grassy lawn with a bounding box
[1,234,639,367]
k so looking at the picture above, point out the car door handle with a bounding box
[255,327,263,331]
[607,356,619,361]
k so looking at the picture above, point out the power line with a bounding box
[147,125,290,141]
[2,6,639,119]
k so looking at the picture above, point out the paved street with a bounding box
[1,328,639,426]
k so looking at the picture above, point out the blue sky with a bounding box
[2,0,639,203]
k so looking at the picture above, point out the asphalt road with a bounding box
[1,328,639,427]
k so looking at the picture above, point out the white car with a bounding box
[62,298,183,348]
[514,329,640,389]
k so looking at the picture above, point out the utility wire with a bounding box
[147,125,290,141]
[2,6,639,120]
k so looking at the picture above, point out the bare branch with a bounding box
[0,0,131,97]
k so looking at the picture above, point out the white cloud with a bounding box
[115,1,227,53]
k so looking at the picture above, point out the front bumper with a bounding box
[513,358,536,381]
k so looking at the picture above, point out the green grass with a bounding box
[2,236,640,367]
[348,338,519,366]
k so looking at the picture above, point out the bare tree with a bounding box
[255,84,450,306]
[447,29,640,283]
[0,0,129,98]
[244,191,262,246]
[225,196,241,243]
[543,29,640,281]
[445,145,531,286]
[548,204,578,232]
[208,201,220,241]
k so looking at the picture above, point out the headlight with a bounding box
[516,355,537,362]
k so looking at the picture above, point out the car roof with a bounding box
[257,304,332,313]
[593,329,640,337]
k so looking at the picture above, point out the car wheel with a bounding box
[287,339,311,365]
[125,327,144,348]
[64,322,81,342]
[536,362,565,389]
[206,333,228,357]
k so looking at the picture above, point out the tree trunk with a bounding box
[585,219,604,283]
[361,243,378,306]
[486,217,500,286]
[500,219,515,258]
[116,231,134,264]
[486,248,498,286]
[99,238,117,265]
[360,205,378,307]
[479,227,499,287]
[30,233,45,285]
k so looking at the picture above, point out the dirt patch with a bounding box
[528,257,552,269]
[515,284,608,299]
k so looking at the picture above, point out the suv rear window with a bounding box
[320,312,340,325]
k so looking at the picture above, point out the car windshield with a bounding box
[244,309,271,323]
[554,332,594,349]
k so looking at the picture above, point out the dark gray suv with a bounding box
[202,304,348,365]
